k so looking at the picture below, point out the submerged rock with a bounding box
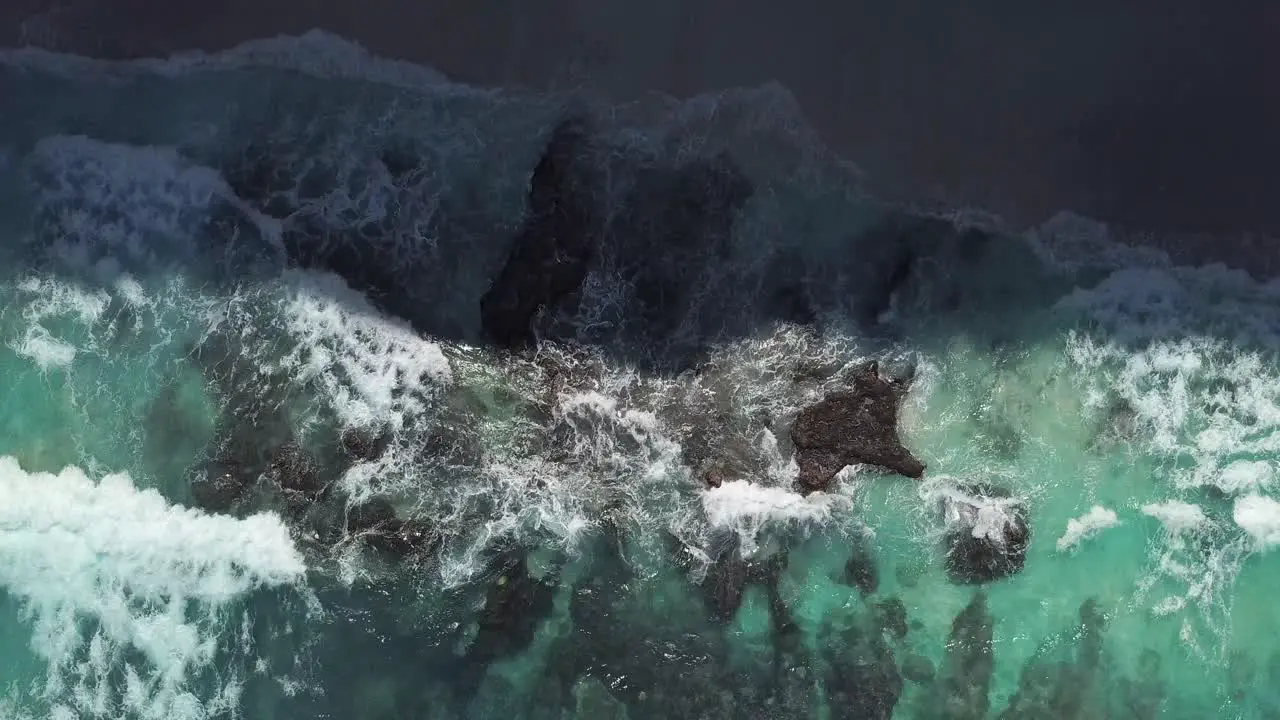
[339,426,392,463]
[467,553,557,664]
[571,677,630,720]
[347,498,434,557]
[266,442,325,497]
[823,614,903,720]
[480,116,600,350]
[841,538,880,597]
[935,592,995,719]
[874,597,909,641]
[902,653,936,684]
[999,598,1112,719]
[791,361,925,493]
[702,544,787,624]
[940,483,1030,584]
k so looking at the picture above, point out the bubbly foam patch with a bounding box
[1141,501,1208,534]
[0,456,304,719]
[1057,505,1120,551]
[1234,495,1280,548]
[702,480,847,555]
[6,275,109,370]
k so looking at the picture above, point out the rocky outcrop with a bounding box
[791,361,925,493]
[939,483,1030,584]
[480,116,600,350]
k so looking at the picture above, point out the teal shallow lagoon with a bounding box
[1,32,1279,719]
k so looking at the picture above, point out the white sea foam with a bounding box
[0,456,304,719]
[276,269,452,431]
[1233,494,1280,548]
[6,276,109,370]
[1141,501,1208,534]
[1057,505,1120,551]
[702,479,845,555]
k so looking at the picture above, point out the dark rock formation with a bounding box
[874,597,909,641]
[702,544,787,624]
[934,592,995,719]
[467,553,557,665]
[339,427,391,463]
[940,483,1030,584]
[347,498,434,557]
[823,615,904,720]
[480,116,600,350]
[791,361,925,493]
[902,653,936,684]
[265,442,325,497]
[999,598,1113,719]
[842,538,880,597]
[702,467,727,489]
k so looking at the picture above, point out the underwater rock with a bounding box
[874,597,909,641]
[823,615,904,720]
[571,677,630,720]
[339,426,391,463]
[346,498,434,557]
[791,361,925,493]
[467,553,557,664]
[480,116,600,350]
[842,538,880,597]
[702,545,787,623]
[265,442,325,497]
[940,483,1030,584]
[935,591,995,719]
[999,598,1110,719]
[190,457,255,513]
[902,653,935,684]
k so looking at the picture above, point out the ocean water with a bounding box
[0,29,1279,720]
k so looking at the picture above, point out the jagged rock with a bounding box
[702,467,727,488]
[791,361,925,493]
[935,592,995,719]
[480,116,599,350]
[940,483,1030,584]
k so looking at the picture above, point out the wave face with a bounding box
[2,29,1280,719]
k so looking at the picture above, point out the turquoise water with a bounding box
[2,31,1280,719]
